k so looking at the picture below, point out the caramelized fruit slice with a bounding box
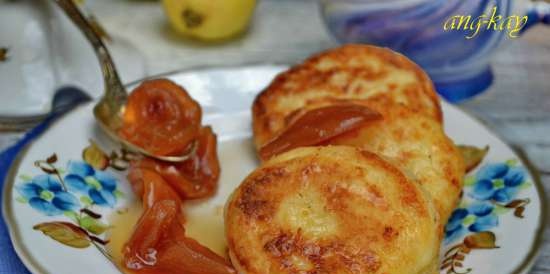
[259,104,382,160]
[127,168,182,210]
[119,79,202,156]
[124,172,234,274]
[150,224,235,274]
[175,126,220,193]
[124,200,179,271]
[130,126,220,199]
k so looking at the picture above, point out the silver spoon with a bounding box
[53,0,192,162]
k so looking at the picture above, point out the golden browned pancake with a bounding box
[225,146,440,274]
[327,100,465,225]
[252,44,441,149]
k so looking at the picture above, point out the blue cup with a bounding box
[320,0,550,102]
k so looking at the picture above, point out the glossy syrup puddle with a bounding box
[185,205,228,257]
[106,201,142,272]
[106,138,258,269]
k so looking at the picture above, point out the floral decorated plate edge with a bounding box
[450,108,548,274]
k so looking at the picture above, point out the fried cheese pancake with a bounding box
[252,44,441,149]
[225,146,440,274]
[327,100,465,224]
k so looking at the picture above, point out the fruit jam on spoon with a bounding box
[116,79,232,274]
[119,79,202,157]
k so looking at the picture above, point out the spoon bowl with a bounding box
[53,0,192,162]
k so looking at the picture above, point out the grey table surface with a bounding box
[1,0,549,272]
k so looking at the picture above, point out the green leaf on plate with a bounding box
[18,174,33,182]
[464,175,476,187]
[57,168,66,175]
[464,231,498,249]
[493,204,509,215]
[15,197,27,204]
[114,189,124,199]
[458,200,469,209]
[33,222,90,248]
[79,216,109,235]
[520,181,532,190]
[457,145,489,173]
[505,159,518,167]
[80,196,93,207]
[64,211,79,222]
[82,140,109,170]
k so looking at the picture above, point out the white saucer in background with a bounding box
[0,0,146,119]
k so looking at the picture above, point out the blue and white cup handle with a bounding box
[522,1,550,33]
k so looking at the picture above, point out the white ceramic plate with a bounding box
[2,65,546,274]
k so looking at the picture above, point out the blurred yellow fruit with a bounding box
[163,0,256,41]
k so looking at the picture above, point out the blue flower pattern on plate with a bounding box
[470,163,525,203]
[64,161,118,207]
[445,202,498,244]
[17,160,120,217]
[16,174,79,216]
[445,160,529,243]
[14,147,126,256]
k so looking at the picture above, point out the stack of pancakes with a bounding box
[225,45,465,274]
